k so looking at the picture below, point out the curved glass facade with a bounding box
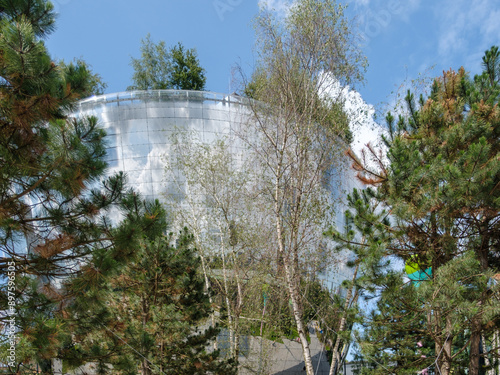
[76,90,250,202]
[75,90,361,371]
[76,89,358,293]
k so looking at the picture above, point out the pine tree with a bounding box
[336,47,500,375]
[59,58,108,96]
[64,196,236,375]
[127,35,206,91]
[355,273,432,375]
[169,42,206,90]
[0,1,123,372]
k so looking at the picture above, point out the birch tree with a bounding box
[165,131,275,369]
[239,1,366,373]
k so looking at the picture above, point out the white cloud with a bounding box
[345,90,387,167]
[434,0,500,69]
[350,0,421,22]
[258,0,295,17]
[319,74,387,169]
[481,8,500,36]
[351,0,370,7]
[349,0,423,49]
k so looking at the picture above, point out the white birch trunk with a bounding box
[329,263,359,375]
[221,245,235,357]
[199,253,217,350]
[275,175,315,375]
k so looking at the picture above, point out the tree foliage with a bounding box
[64,196,236,375]
[59,58,108,96]
[0,0,123,372]
[127,34,206,91]
[166,131,277,367]
[236,1,366,374]
[337,47,500,375]
[170,42,207,90]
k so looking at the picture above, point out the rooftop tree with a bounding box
[127,34,206,91]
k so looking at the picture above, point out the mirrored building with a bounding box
[75,89,359,291]
[74,89,362,374]
[76,90,249,202]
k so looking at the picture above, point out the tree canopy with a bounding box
[0,0,127,371]
[237,1,366,374]
[127,34,206,91]
[335,46,500,375]
[64,197,236,375]
[59,58,108,96]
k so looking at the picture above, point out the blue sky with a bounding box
[46,0,500,116]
